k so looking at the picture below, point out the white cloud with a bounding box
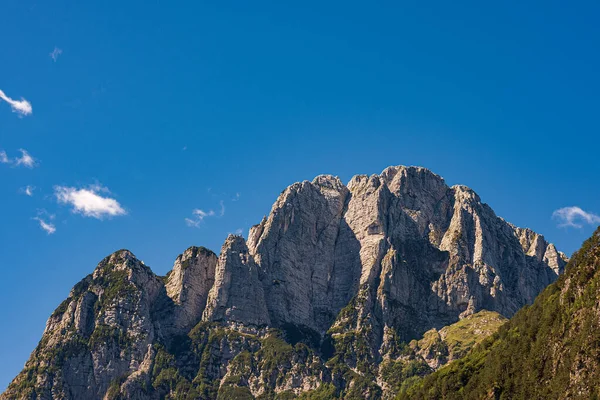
[34,217,56,234]
[55,185,126,219]
[0,89,32,116]
[552,206,600,228]
[15,149,36,168]
[21,185,35,196]
[235,228,243,235]
[50,47,63,62]
[0,149,37,167]
[232,192,240,201]
[219,200,225,217]
[185,208,216,228]
[195,209,215,219]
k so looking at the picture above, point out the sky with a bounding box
[1,0,599,390]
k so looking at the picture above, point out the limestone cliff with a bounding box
[2,166,567,400]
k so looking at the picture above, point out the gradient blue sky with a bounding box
[1,0,599,390]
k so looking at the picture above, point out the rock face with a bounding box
[203,235,270,326]
[403,228,600,400]
[2,166,567,400]
[166,246,217,332]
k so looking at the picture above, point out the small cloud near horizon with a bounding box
[552,206,600,228]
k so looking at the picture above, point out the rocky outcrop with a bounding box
[2,250,165,400]
[2,166,568,400]
[247,175,353,333]
[203,235,270,327]
[408,310,508,370]
[165,246,217,332]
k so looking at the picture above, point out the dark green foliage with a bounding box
[151,344,198,399]
[180,259,191,271]
[217,385,254,399]
[297,383,339,399]
[89,324,131,349]
[50,274,93,318]
[403,228,600,400]
[274,390,299,399]
[380,358,431,397]
[180,246,215,271]
[96,268,138,306]
[342,370,382,399]
[10,367,38,395]
[327,331,374,374]
[327,289,368,336]
[105,375,129,400]
[257,332,294,378]
[51,299,71,318]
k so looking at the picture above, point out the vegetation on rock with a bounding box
[402,228,600,399]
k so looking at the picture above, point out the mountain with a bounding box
[2,166,567,399]
[401,227,600,400]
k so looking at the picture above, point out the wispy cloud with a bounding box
[55,184,126,219]
[185,198,230,228]
[0,89,32,116]
[20,185,35,196]
[185,209,216,228]
[15,149,36,168]
[0,149,38,168]
[552,206,600,228]
[232,192,241,201]
[50,47,63,62]
[34,217,56,234]
[33,211,56,234]
[235,228,243,235]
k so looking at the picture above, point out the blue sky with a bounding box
[1,0,599,390]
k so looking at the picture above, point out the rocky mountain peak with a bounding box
[95,248,136,269]
[451,184,481,203]
[347,173,381,193]
[92,249,150,279]
[2,165,570,400]
[379,165,446,195]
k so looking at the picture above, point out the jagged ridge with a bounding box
[2,166,567,399]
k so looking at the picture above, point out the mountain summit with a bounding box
[2,166,566,399]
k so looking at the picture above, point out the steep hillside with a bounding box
[402,227,600,400]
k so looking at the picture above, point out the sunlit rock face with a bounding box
[2,166,567,400]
